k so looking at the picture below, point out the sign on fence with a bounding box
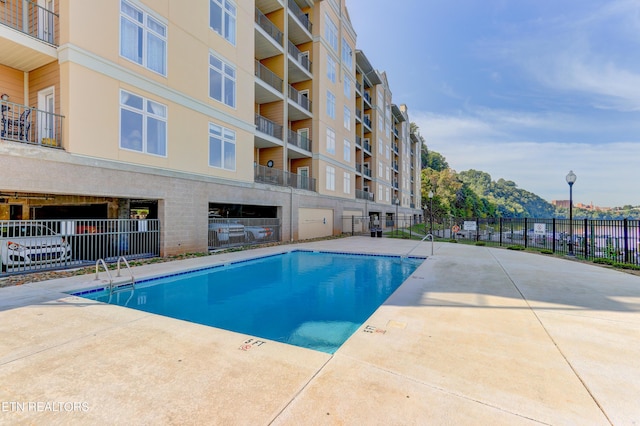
[534,223,546,235]
[463,221,477,231]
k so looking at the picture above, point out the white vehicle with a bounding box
[1,223,72,270]
[244,225,273,241]
[208,220,245,243]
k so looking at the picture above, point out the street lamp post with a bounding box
[428,190,434,237]
[566,170,577,256]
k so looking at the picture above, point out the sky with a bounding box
[345,0,640,207]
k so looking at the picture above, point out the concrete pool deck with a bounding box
[1,237,639,425]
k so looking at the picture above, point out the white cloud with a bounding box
[412,110,640,207]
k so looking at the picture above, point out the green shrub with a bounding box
[448,239,458,243]
[540,249,553,255]
[507,245,524,251]
[475,241,486,246]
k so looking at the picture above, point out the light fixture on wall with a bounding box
[267,160,274,168]
[1,94,9,101]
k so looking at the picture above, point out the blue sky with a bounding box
[346,0,640,207]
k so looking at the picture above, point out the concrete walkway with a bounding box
[1,237,639,425]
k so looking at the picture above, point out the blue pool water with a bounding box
[75,250,423,353]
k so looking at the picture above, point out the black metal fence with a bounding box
[208,217,280,250]
[342,215,640,267]
[0,219,160,276]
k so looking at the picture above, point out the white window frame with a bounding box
[342,37,353,69]
[343,139,351,162]
[326,90,336,119]
[209,122,236,171]
[327,55,336,83]
[119,89,167,157]
[343,106,351,130]
[210,0,236,45]
[209,52,236,108]
[343,78,351,99]
[326,166,336,191]
[326,127,336,155]
[325,13,338,51]
[120,0,167,76]
[344,172,351,194]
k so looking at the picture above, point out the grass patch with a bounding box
[474,241,486,246]
[507,245,524,251]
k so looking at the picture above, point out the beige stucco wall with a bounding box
[298,207,334,240]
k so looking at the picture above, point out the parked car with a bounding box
[208,219,245,243]
[0,223,72,270]
[244,225,273,241]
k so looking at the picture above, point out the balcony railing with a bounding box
[356,189,374,201]
[255,7,283,46]
[287,129,311,152]
[288,85,312,113]
[355,107,362,120]
[255,60,283,92]
[356,81,362,94]
[363,116,372,129]
[364,92,372,105]
[1,99,64,148]
[287,40,312,74]
[255,114,283,140]
[254,164,316,192]
[0,0,58,45]
[363,139,371,153]
[287,0,312,33]
[355,135,362,147]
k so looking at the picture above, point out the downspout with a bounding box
[290,186,294,242]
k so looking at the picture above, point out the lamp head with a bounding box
[566,170,577,186]
[428,190,433,199]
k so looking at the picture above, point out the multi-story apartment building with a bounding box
[0,0,422,256]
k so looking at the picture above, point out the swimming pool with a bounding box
[74,250,424,353]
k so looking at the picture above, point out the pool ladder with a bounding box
[95,256,136,294]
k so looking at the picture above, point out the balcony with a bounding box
[255,7,283,60]
[356,189,374,201]
[254,114,283,149]
[1,99,63,148]
[255,60,283,104]
[287,0,312,44]
[356,81,362,94]
[364,92,372,106]
[1,0,57,44]
[287,40,312,83]
[363,116,372,130]
[0,0,58,71]
[355,135,362,147]
[287,129,312,153]
[255,164,316,192]
[355,107,362,122]
[288,84,312,120]
[363,139,371,153]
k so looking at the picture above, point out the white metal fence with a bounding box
[0,219,160,275]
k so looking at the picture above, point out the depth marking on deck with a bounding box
[362,325,386,334]
[238,338,266,351]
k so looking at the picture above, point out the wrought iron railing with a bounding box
[287,129,311,151]
[287,40,312,74]
[255,60,283,92]
[255,7,283,46]
[208,217,281,249]
[255,114,283,140]
[254,164,316,192]
[287,0,312,33]
[0,0,58,45]
[1,99,64,148]
[288,84,312,112]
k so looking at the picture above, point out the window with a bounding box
[327,55,336,83]
[325,14,338,51]
[342,38,353,69]
[326,128,335,154]
[326,90,335,119]
[209,123,236,170]
[343,139,351,162]
[210,0,236,44]
[326,166,335,191]
[120,0,166,76]
[386,145,390,159]
[209,53,236,107]
[343,106,351,130]
[120,90,167,156]
[386,166,390,180]
[378,161,383,176]
[378,138,383,154]
[343,78,351,99]
[378,115,384,131]
[344,172,351,194]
